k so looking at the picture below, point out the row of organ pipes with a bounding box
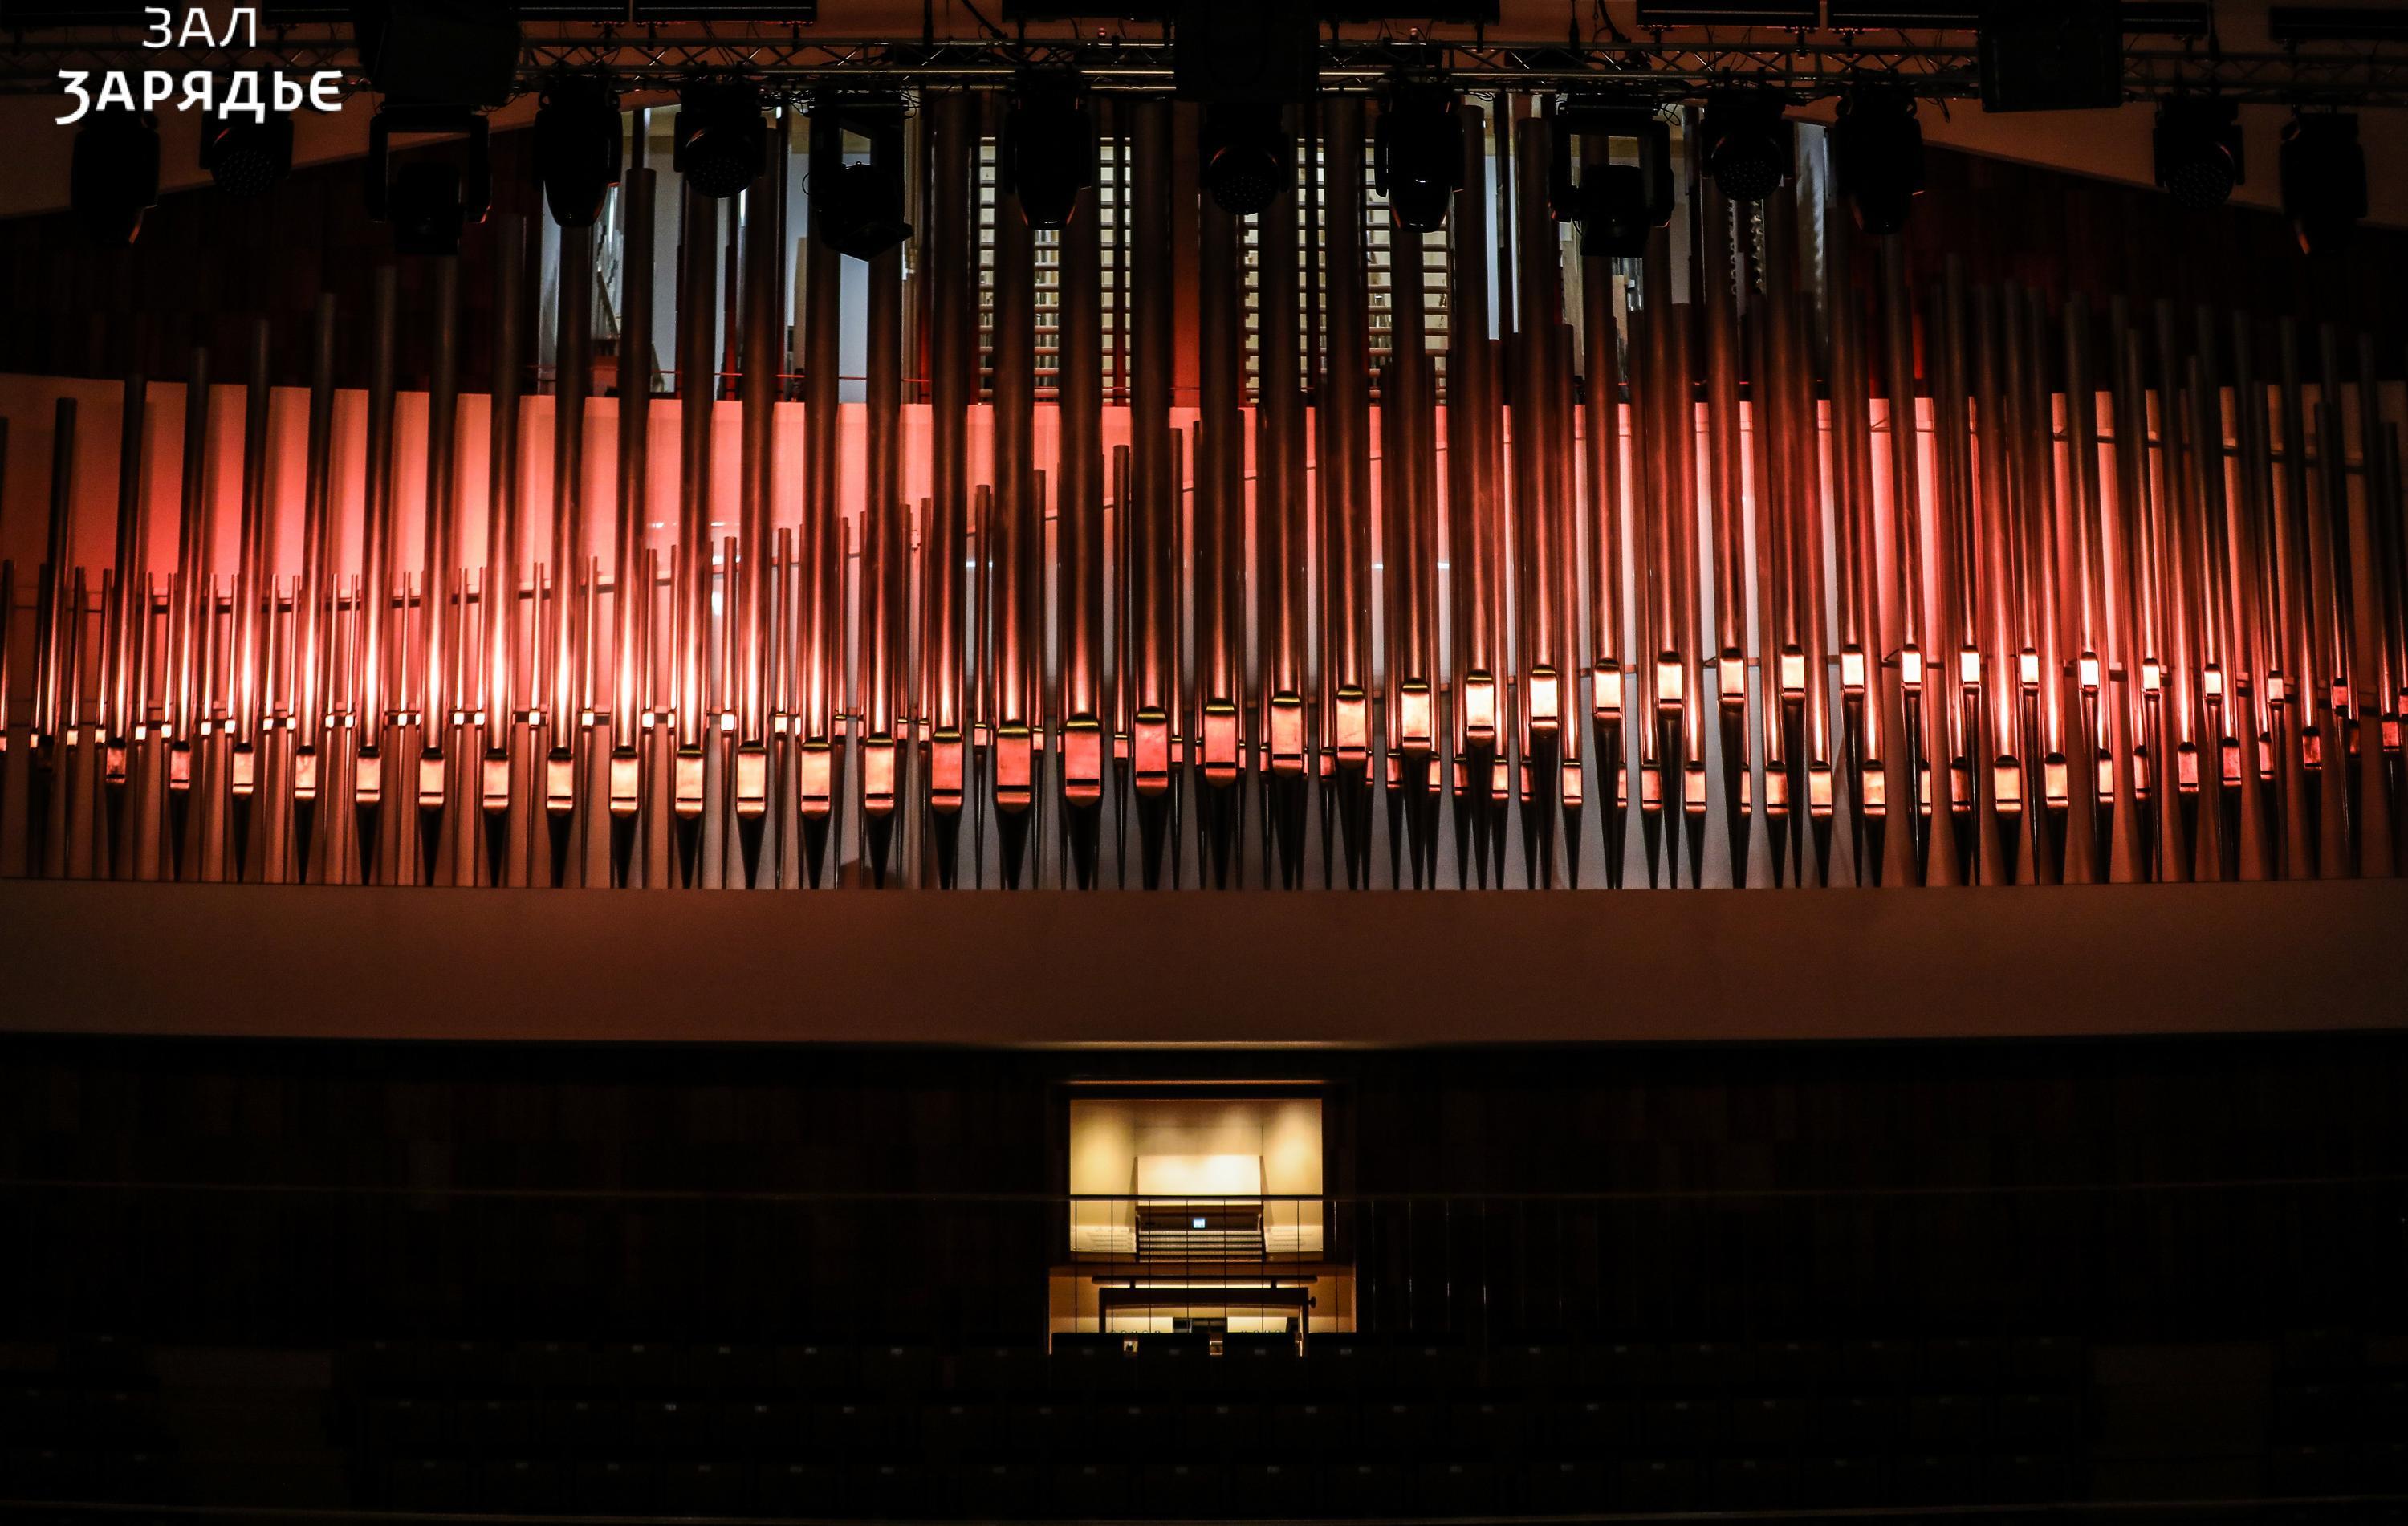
[1,92,2404,890]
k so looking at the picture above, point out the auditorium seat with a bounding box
[1417,1459,1495,1514]
[1133,1332,1210,1395]
[1999,1334,2085,1385]
[1448,1398,1521,1458]
[1486,1341,1574,1394]
[457,1394,531,1453]
[755,1460,843,1514]
[1908,1390,1989,1447]
[1178,1398,1261,1459]
[1617,1455,1702,1512]
[1893,1450,1985,1503]
[1838,1337,1918,1387]
[1047,1333,1133,1397]
[854,1459,936,1516]
[604,1341,678,1396]
[1640,1394,1720,1447]
[1750,1338,1832,1389]
[474,1457,559,1512]
[1546,1395,1633,1451]
[1088,1398,1173,1457]
[1269,1399,1353,1459]
[1227,1460,1316,1516]
[1994,1390,2081,1447]
[810,1398,897,1459]
[722,1394,801,1454]
[1373,1339,1476,1398]
[1519,1458,1605,1512]
[774,1342,857,1395]
[661,1458,752,1513]
[536,1395,622,1451]
[1321,1459,1405,1517]
[1730,1393,1804,1447]
[388,1456,468,1511]
[954,1344,1045,1397]
[861,1344,941,1398]
[1922,1335,1999,1386]
[681,1340,774,1395]
[1797,1453,1886,1507]
[1052,1460,1134,1516]
[924,1399,1001,1462]
[1357,1398,1435,1457]
[949,1460,1041,1517]
[1987,1450,2076,1502]
[1138,1460,1228,1517]
[511,1339,598,1391]
[567,1458,655,1512]
[1710,1455,1795,1510]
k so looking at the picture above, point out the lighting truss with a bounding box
[4,22,2408,105]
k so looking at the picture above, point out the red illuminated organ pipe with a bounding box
[1125,96,1178,889]
[1056,112,1108,889]
[862,118,906,886]
[922,90,974,885]
[1319,93,1374,888]
[990,106,1040,888]
[735,124,783,885]
[1256,102,1311,890]
[1383,170,1439,890]
[1193,173,1243,888]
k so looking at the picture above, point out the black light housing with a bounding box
[1831,82,1926,234]
[1548,101,1675,258]
[1373,83,1464,234]
[71,109,161,246]
[1701,92,1793,205]
[810,97,912,261]
[2280,111,2367,256]
[676,77,768,200]
[535,75,624,229]
[201,111,294,198]
[367,107,490,257]
[2152,98,2243,211]
[1201,101,1291,218]
[1003,75,1096,230]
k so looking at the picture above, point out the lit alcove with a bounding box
[1055,1089,1350,1344]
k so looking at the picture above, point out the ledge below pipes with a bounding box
[1,880,2401,1046]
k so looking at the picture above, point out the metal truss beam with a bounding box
[4,22,2406,104]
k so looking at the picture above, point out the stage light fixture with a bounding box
[71,108,160,246]
[348,1,520,109]
[2152,98,2243,211]
[1003,75,1096,230]
[1701,92,1793,205]
[1201,102,1291,218]
[367,107,490,257]
[1548,102,1674,258]
[676,77,768,200]
[1373,83,1464,234]
[200,111,293,198]
[2280,112,2367,256]
[1830,82,1926,234]
[534,74,624,228]
[810,99,912,261]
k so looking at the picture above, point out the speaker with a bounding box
[1975,0,2123,112]
[349,2,521,108]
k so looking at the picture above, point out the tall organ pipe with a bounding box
[612,168,657,755]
